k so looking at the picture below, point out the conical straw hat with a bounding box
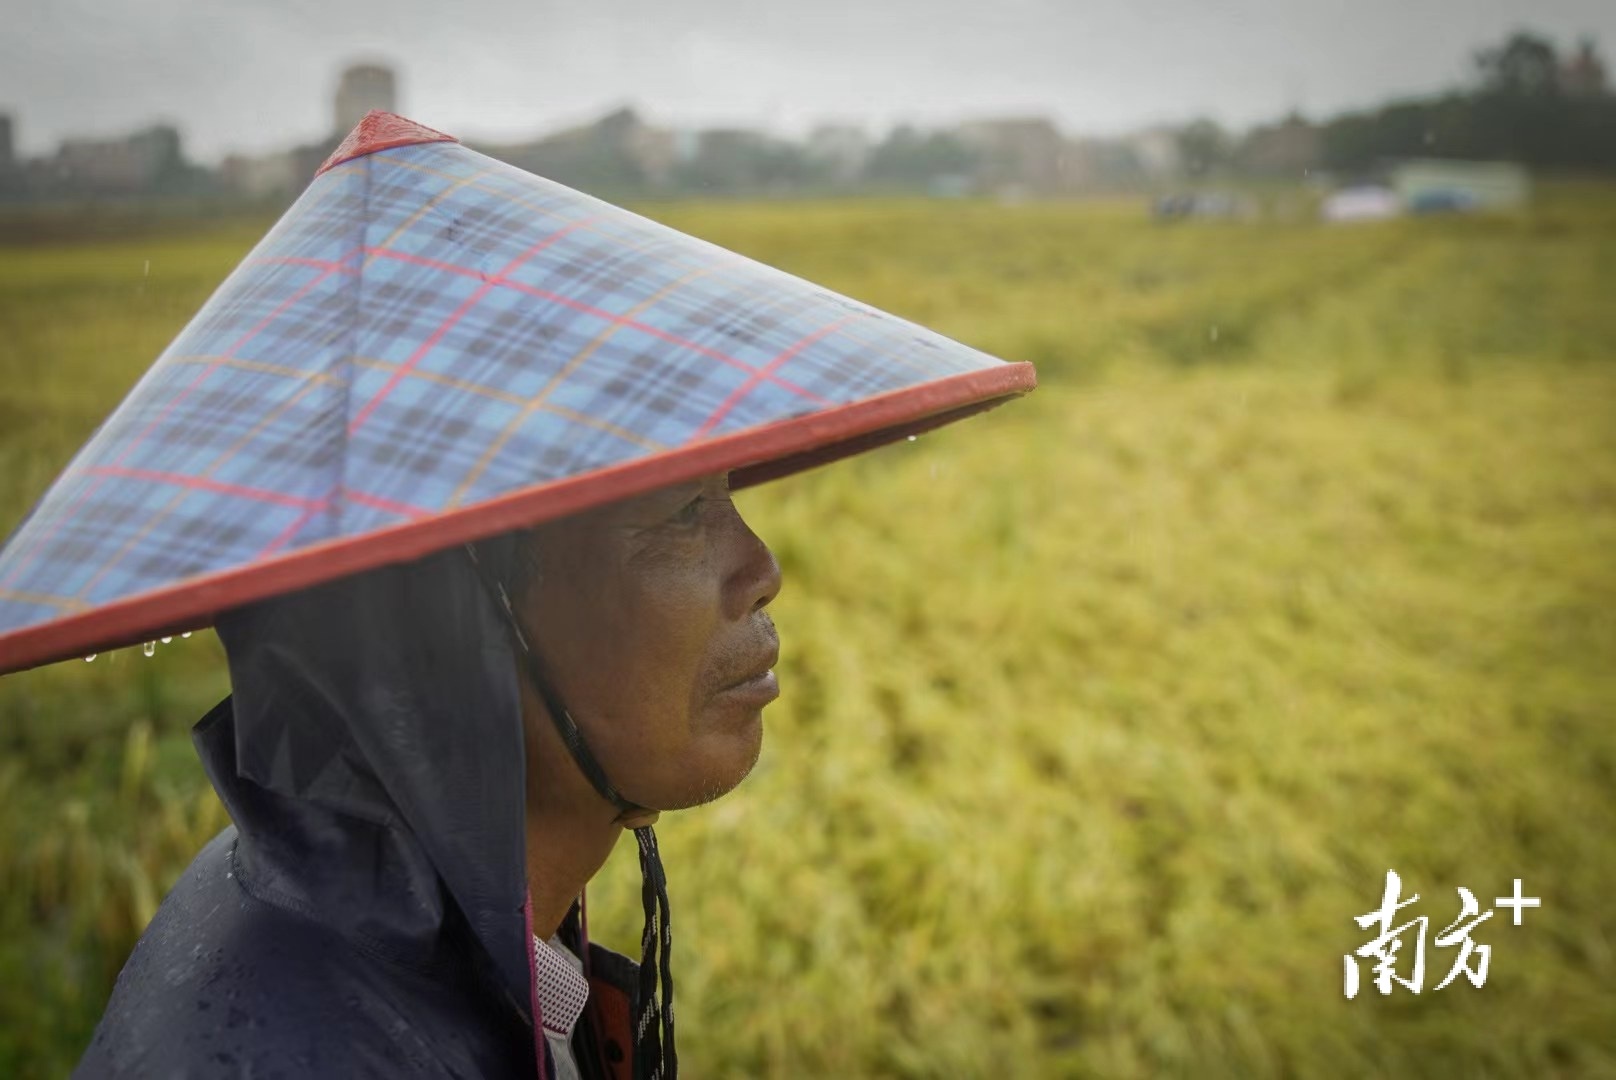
[0,112,1034,673]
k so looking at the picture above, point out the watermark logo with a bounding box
[1344,871,1540,998]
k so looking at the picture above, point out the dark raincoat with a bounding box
[75,544,641,1078]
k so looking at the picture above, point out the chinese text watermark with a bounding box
[1344,872,1540,998]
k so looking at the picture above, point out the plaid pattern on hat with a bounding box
[0,115,1032,671]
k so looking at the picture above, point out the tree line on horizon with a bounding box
[1220,31,1615,180]
[507,30,1615,196]
[2,29,1610,207]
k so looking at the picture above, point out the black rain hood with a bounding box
[76,542,554,1077]
[210,544,531,1004]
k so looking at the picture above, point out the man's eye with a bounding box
[673,496,704,524]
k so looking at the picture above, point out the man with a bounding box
[76,469,779,1078]
[0,111,1033,1078]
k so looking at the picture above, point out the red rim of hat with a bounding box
[0,363,1033,673]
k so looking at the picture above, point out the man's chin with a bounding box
[666,726,764,810]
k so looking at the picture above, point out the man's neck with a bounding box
[520,683,660,938]
[524,791,625,939]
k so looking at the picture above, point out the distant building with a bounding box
[217,129,342,202]
[681,127,779,191]
[625,125,676,187]
[1062,138,1139,190]
[1560,37,1609,98]
[956,116,1068,194]
[1239,114,1320,177]
[1390,159,1530,212]
[0,112,18,198]
[805,124,871,185]
[334,63,398,136]
[219,150,302,199]
[1126,127,1182,181]
[1060,128,1183,191]
[671,129,701,166]
[474,107,675,192]
[49,124,185,194]
[216,131,340,202]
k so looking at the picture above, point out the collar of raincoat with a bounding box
[199,539,534,1021]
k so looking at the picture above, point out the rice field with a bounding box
[2,187,1614,1078]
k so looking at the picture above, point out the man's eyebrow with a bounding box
[664,474,721,497]
[661,479,705,500]
[620,479,704,520]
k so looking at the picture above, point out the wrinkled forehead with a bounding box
[485,471,731,578]
[575,471,728,521]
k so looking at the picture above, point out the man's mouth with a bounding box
[717,668,780,706]
[718,638,781,701]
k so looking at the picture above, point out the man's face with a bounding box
[515,470,782,813]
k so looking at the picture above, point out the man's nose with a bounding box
[728,517,782,618]
[750,538,783,614]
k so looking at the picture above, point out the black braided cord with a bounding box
[634,826,677,1080]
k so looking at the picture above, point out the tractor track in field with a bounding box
[1129,228,1427,367]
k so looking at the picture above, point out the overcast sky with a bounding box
[3,0,1612,163]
